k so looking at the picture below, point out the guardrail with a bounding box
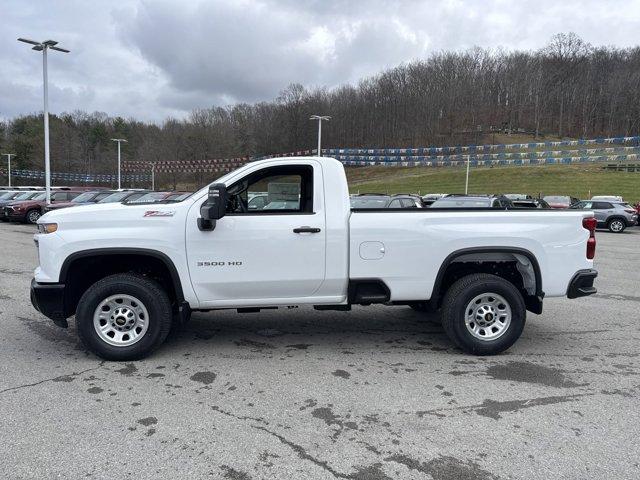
[3,136,639,180]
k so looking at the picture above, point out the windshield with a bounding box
[350,197,390,208]
[98,192,132,203]
[0,191,18,200]
[14,191,39,200]
[72,192,98,203]
[30,192,47,201]
[127,192,168,203]
[431,198,492,208]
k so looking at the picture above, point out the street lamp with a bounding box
[465,157,470,194]
[2,153,15,187]
[111,139,128,189]
[18,38,70,204]
[309,115,330,156]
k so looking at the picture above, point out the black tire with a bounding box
[607,218,626,233]
[440,273,526,355]
[76,273,172,361]
[26,209,41,224]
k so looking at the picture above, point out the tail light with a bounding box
[583,217,597,259]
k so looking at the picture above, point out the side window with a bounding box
[227,165,313,214]
[68,192,80,200]
[401,198,418,208]
[388,199,402,208]
[592,202,612,210]
[95,193,111,201]
[52,192,68,201]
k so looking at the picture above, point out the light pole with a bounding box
[2,153,15,187]
[465,157,470,194]
[18,38,69,204]
[150,163,155,191]
[309,115,330,156]
[111,138,127,189]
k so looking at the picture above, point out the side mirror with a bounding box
[198,183,228,231]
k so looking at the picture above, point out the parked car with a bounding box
[248,194,269,210]
[512,198,550,209]
[591,195,623,203]
[350,193,424,209]
[125,191,191,204]
[0,191,43,220]
[543,195,580,209]
[3,190,85,224]
[505,194,533,200]
[31,156,598,360]
[570,200,638,233]
[97,190,149,204]
[43,190,117,213]
[421,193,447,206]
[430,194,514,209]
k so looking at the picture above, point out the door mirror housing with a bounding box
[198,183,228,231]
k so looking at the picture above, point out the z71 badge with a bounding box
[143,210,175,217]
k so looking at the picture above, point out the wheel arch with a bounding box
[60,248,185,317]
[430,247,544,314]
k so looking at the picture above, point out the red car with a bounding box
[3,190,84,224]
[542,195,581,209]
[43,190,117,213]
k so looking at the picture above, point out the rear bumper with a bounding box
[566,269,598,299]
[30,278,68,327]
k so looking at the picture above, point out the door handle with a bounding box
[293,226,321,234]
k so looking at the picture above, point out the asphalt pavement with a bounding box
[0,223,638,479]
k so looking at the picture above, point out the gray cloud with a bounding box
[2,0,640,122]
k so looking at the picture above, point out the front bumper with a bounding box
[3,207,27,222]
[566,269,598,299]
[30,278,68,327]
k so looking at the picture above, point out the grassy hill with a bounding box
[347,163,639,203]
[345,132,640,203]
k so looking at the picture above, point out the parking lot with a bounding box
[0,224,638,479]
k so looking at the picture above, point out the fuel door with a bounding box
[359,241,386,260]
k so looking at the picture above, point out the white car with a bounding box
[591,195,623,202]
[31,157,598,360]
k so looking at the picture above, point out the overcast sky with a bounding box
[2,0,640,123]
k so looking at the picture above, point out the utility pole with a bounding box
[111,138,127,189]
[2,153,15,187]
[18,38,70,204]
[309,115,331,156]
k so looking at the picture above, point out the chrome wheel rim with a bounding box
[28,210,40,223]
[610,220,623,232]
[465,292,511,341]
[93,294,149,347]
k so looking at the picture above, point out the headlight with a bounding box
[37,223,58,234]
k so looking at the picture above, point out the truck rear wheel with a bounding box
[76,273,172,361]
[440,273,525,355]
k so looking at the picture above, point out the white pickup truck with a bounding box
[31,157,598,360]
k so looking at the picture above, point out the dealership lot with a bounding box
[0,224,638,479]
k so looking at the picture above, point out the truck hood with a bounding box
[39,200,191,229]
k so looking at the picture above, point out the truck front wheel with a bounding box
[76,273,172,361]
[440,273,526,355]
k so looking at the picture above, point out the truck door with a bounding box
[186,162,327,306]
